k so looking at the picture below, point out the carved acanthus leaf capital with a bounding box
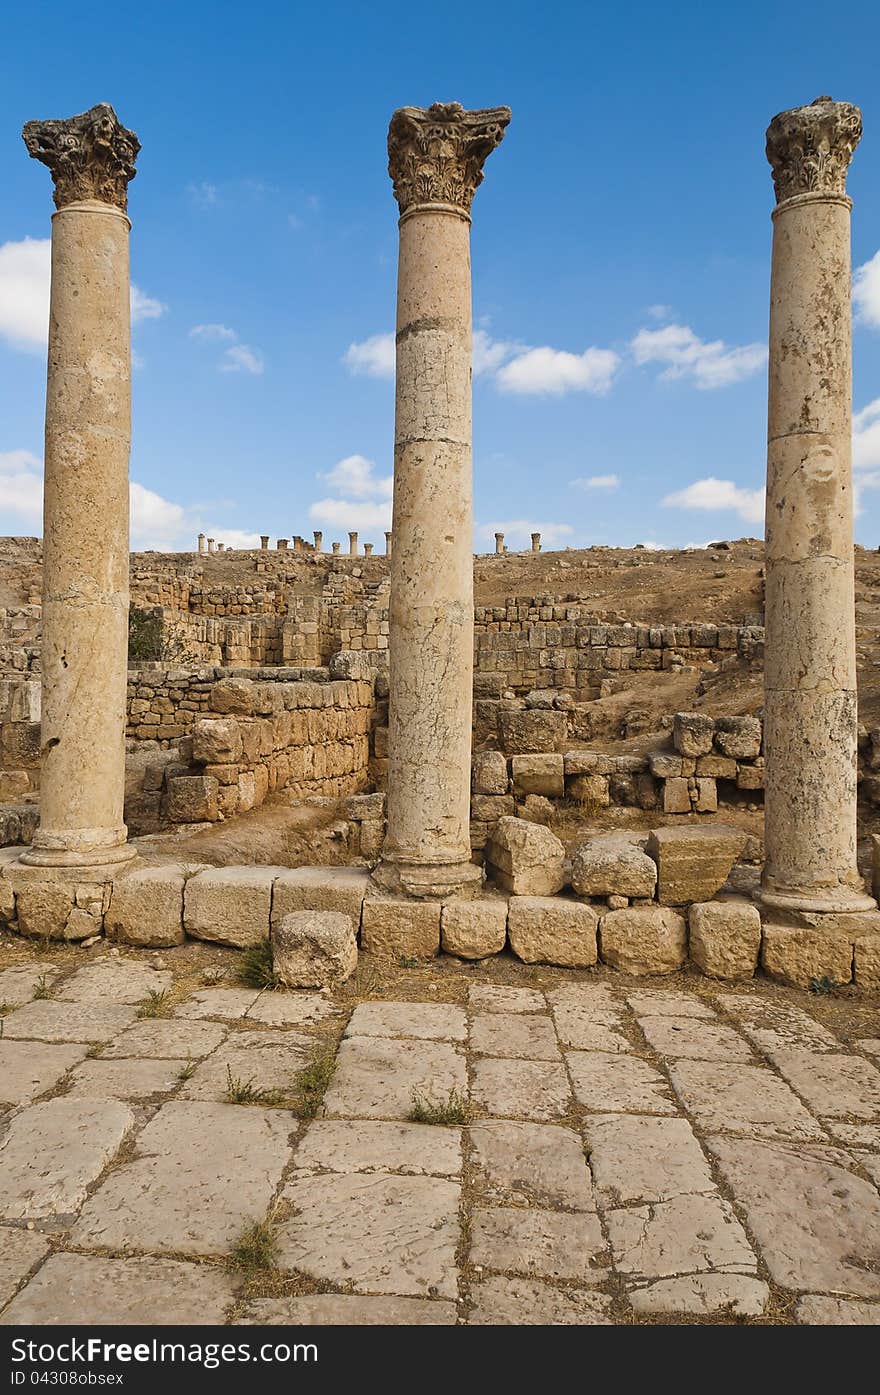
[766,95,861,204]
[23,103,140,212]
[388,101,510,215]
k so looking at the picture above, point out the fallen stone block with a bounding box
[517,795,554,825]
[472,751,509,796]
[471,794,516,823]
[184,866,280,948]
[854,934,880,991]
[441,898,508,959]
[567,774,610,807]
[209,678,255,716]
[760,924,853,989]
[485,817,565,896]
[673,712,715,757]
[688,900,761,979]
[714,715,762,760]
[191,717,242,765]
[166,775,219,823]
[662,777,691,813]
[106,864,187,947]
[647,825,745,905]
[361,897,441,960]
[599,907,687,975]
[570,835,656,899]
[508,897,598,967]
[272,866,371,924]
[510,754,564,798]
[498,708,567,755]
[694,777,717,813]
[272,910,357,987]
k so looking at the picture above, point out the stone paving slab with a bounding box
[70,1102,294,1257]
[0,964,61,1006]
[101,1018,228,1059]
[471,1058,571,1121]
[668,1061,826,1141]
[470,1205,607,1282]
[768,1048,880,1119]
[584,1114,716,1203]
[567,1051,676,1115]
[0,1253,238,1326]
[323,1037,466,1120]
[605,1193,757,1279]
[245,992,338,1027]
[627,1274,770,1318]
[1,1098,134,1221]
[2,1000,138,1043]
[57,960,172,1004]
[0,1227,51,1309]
[346,1001,466,1041]
[470,1012,561,1060]
[294,1119,462,1177]
[637,1015,755,1063]
[467,1274,613,1325]
[238,1295,458,1325]
[716,994,839,1053]
[65,1057,189,1101]
[277,1173,460,1298]
[626,989,717,1019]
[178,1030,312,1102]
[173,988,260,1020]
[795,1295,880,1325]
[469,1120,594,1210]
[827,1121,880,1148]
[547,984,630,1051]
[0,1040,87,1106]
[468,985,545,1014]
[707,1135,880,1297]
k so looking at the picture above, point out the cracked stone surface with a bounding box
[1,943,879,1326]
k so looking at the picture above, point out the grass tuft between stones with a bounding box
[239,938,281,990]
[227,1217,280,1274]
[32,974,51,1000]
[294,1047,337,1119]
[136,989,172,1019]
[225,1064,286,1107]
[408,1087,470,1125]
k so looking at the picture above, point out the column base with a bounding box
[371,856,483,901]
[18,840,136,877]
[755,881,877,916]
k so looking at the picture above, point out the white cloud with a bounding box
[187,182,219,207]
[854,398,880,471]
[130,482,186,549]
[472,329,521,376]
[343,333,395,379]
[0,449,43,525]
[647,304,673,321]
[308,497,392,533]
[631,323,767,390]
[662,476,764,525]
[476,519,574,548]
[189,323,236,342]
[854,250,880,329]
[572,473,619,491]
[0,237,165,353]
[221,343,264,375]
[320,454,392,500]
[496,346,620,396]
[637,540,666,550]
[192,527,264,551]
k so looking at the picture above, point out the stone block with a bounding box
[517,795,554,825]
[106,864,187,947]
[361,897,441,960]
[471,794,516,822]
[663,777,691,813]
[694,777,717,812]
[673,712,715,757]
[599,907,687,975]
[854,934,880,990]
[484,817,565,896]
[166,775,219,823]
[191,717,242,764]
[184,866,280,947]
[498,708,567,755]
[688,900,761,979]
[760,924,853,989]
[570,835,656,899]
[567,774,610,807]
[695,755,737,779]
[647,825,745,905]
[272,866,371,924]
[441,898,508,959]
[714,715,762,759]
[508,897,598,967]
[510,754,564,798]
[649,751,684,779]
[344,792,386,820]
[209,678,255,715]
[737,764,765,791]
[472,751,508,795]
[272,910,357,987]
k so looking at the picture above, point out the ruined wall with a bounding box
[126,663,343,745]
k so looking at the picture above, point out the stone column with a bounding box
[374,101,509,899]
[260,535,269,550]
[760,96,874,912]
[197,532,207,554]
[277,538,288,550]
[313,530,323,553]
[217,543,225,552]
[349,532,358,557]
[531,532,541,553]
[20,104,139,871]
[495,532,504,555]
[384,530,392,555]
[208,538,216,553]
[364,542,374,556]
[332,541,340,555]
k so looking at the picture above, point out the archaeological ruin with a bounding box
[1,94,880,1330]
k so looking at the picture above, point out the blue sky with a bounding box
[2,0,880,552]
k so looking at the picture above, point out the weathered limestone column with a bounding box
[760,95,875,912]
[197,532,207,554]
[495,532,504,555]
[349,532,358,557]
[208,537,216,553]
[364,542,374,556]
[332,541,341,555]
[374,101,510,899]
[260,535,269,550]
[313,530,323,553]
[384,530,392,555]
[277,538,288,550]
[20,104,139,870]
[531,532,541,553]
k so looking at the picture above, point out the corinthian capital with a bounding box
[23,103,140,213]
[388,101,510,215]
[766,95,861,205]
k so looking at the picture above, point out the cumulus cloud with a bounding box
[343,333,395,379]
[189,323,237,342]
[496,346,620,396]
[476,519,574,548]
[0,237,166,353]
[319,454,392,500]
[0,449,43,526]
[221,343,264,375]
[854,398,880,471]
[308,497,393,533]
[307,453,393,537]
[662,476,764,525]
[631,322,767,390]
[854,250,880,329]
[572,473,619,491]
